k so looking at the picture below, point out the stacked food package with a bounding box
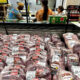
[0,33,80,80]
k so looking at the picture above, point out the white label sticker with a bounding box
[12,34,18,40]
[68,40,76,48]
[52,55,60,62]
[37,61,46,67]
[30,48,36,51]
[26,71,36,80]
[20,56,26,62]
[45,37,50,42]
[6,57,14,65]
[66,35,72,40]
[51,64,59,69]
[40,45,44,50]
[69,56,76,60]
[55,50,61,57]
[12,46,19,52]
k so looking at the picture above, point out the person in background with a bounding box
[8,2,24,20]
[36,0,55,21]
[56,6,65,16]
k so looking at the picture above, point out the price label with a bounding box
[20,56,26,62]
[68,40,76,48]
[52,55,60,62]
[40,45,44,50]
[45,37,50,42]
[12,46,19,52]
[26,71,36,80]
[37,61,46,67]
[6,57,14,65]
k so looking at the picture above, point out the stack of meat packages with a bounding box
[0,34,51,80]
[45,34,74,80]
[0,32,80,80]
[63,33,80,80]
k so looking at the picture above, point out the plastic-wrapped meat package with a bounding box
[49,47,63,59]
[0,58,6,72]
[44,37,51,43]
[50,55,64,75]
[6,56,25,66]
[53,69,74,80]
[71,66,80,80]
[1,65,26,80]
[63,33,79,49]
[67,54,79,71]
[25,53,47,68]
[26,65,51,80]
[13,52,28,63]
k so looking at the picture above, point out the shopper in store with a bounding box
[56,6,65,16]
[8,2,24,20]
[36,0,55,21]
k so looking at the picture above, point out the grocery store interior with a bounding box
[0,0,80,80]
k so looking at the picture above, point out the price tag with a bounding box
[12,46,19,52]
[37,61,46,67]
[52,55,60,62]
[45,37,50,42]
[26,71,36,80]
[51,64,59,70]
[55,50,61,57]
[30,48,36,51]
[20,56,26,62]
[12,34,18,40]
[68,40,77,48]
[66,35,72,40]
[6,57,14,65]
[69,56,77,60]
[40,45,44,50]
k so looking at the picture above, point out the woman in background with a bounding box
[36,0,55,21]
[56,6,65,16]
[8,2,24,20]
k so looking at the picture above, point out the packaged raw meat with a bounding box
[63,33,79,49]
[71,66,80,80]
[50,55,65,75]
[26,65,51,80]
[1,65,26,80]
[6,56,25,66]
[67,54,79,71]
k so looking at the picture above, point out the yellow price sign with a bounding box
[0,0,7,3]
